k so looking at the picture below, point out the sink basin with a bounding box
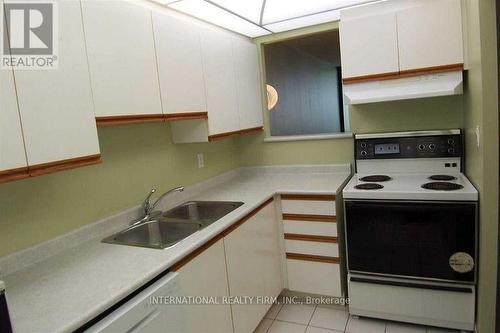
[102,220,203,249]
[162,201,244,226]
[102,201,244,249]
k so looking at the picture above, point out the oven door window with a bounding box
[345,201,476,282]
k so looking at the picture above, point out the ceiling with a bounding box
[150,0,383,37]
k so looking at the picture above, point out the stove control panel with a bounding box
[356,133,462,160]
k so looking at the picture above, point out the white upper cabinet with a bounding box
[0,63,27,177]
[82,0,162,117]
[13,0,100,168]
[232,35,264,131]
[396,0,463,71]
[340,0,465,80]
[200,26,240,136]
[152,11,207,115]
[340,12,399,79]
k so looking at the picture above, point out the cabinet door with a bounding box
[200,26,239,136]
[0,52,28,181]
[339,12,399,79]
[224,201,282,333]
[231,35,263,131]
[153,11,207,115]
[13,0,100,168]
[397,0,463,71]
[82,0,162,118]
[175,239,233,333]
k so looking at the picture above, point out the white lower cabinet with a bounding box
[224,200,283,333]
[175,239,234,333]
[287,259,342,297]
[280,195,343,298]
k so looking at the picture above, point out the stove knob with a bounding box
[448,138,455,145]
[448,147,455,154]
[361,150,367,157]
[360,142,367,148]
[418,144,425,150]
[429,144,436,151]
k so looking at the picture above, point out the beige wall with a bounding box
[0,124,239,257]
[463,0,499,332]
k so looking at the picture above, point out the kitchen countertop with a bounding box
[2,166,350,333]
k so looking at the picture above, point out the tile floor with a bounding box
[254,303,461,333]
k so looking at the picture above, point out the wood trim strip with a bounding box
[0,166,30,183]
[221,198,274,237]
[342,71,400,84]
[284,233,337,243]
[282,213,336,223]
[239,126,264,136]
[28,154,102,177]
[169,233,222,272]
[164,112,208,121]
[96,114,165,127]
[208,126,264,141]
[281,194,336,201]
[399,63,464,78]
[286,252,339,264]
[170,198,274,271]
[342,63,464,85]
[208,129,241,141]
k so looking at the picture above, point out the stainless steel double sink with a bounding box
[102,201,243,249]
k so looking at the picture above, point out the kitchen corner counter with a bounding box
[1,165,351,333]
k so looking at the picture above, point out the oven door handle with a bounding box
[349,277,473,293]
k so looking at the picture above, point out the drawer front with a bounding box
[285,239,339,257]
[281,199,336,216]
[286,259,341,297]
[283,220,337,237]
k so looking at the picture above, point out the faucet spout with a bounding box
[132,186,184,226]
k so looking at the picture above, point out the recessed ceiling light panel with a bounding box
[169,0,270,37]
[209,0,264,24]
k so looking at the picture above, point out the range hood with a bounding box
[343,71,463,105]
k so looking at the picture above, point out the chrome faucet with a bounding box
[132,186,184,226]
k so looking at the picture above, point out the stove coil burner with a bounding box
[359,175,392,182]
[421,182,464,191]
[355,183,384,190]
[429,175,457,181]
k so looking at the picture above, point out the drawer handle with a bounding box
[281,194,336,201]
[282,214,336,222]
[286,252,339,264]
[284,233,338,243]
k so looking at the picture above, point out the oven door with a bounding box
[345,200,476,282]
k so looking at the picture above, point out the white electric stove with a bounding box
[343,129,478,332]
